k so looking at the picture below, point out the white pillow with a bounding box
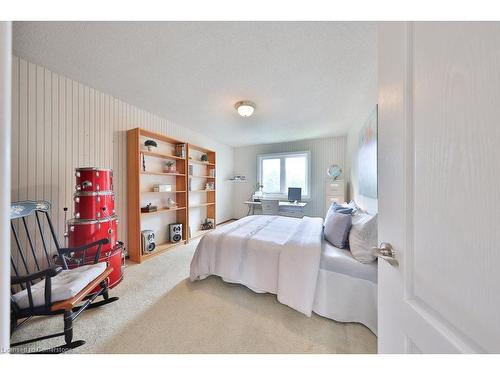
[349,213,378,263]
[346,200,367,215]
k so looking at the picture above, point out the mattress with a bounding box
[320,240,378,284]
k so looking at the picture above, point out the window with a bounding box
[257,151,311,199]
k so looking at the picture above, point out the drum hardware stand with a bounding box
[63,207,69,247]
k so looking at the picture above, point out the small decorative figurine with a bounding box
[144,139,158,152]
[201,218,214,230]
[164,160,176,173]
[141,203,158,213]
[166,197,177,209]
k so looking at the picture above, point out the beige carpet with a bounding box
[11,238,377,354]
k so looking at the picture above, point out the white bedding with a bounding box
[319,241,377,283]
[190,215,324,316]
[313,240,378,334]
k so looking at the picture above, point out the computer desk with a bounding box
[244,200,308,216]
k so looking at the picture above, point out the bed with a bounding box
[313,241,378,334]
[190,215,378,334]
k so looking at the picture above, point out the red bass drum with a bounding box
[103,244,125,289]
[61,243,124,290]
[67,215,118,255]
[75,167,113,192]
[73,191,115,220]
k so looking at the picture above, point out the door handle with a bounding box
[373,242,399,266]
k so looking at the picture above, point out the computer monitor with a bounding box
[288,187,302,202]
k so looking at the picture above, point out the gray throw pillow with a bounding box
[331,202,354,215]
[324,211,352,249]
[324,202,353,227]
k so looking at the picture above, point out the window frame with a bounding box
[256,150,311,200]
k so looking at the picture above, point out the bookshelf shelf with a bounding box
[141,190,186,194]
[189,203,215,208]
[189,159,215,166]
[141,207,186,216]
[141,241,182,259]
[141,171,186,177]
[141,150,185,161]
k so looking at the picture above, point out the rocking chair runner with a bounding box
[10,200,118,353]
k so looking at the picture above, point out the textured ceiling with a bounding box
[13,21,377,147]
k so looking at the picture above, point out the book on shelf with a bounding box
[175,144,186,158]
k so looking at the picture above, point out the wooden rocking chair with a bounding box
[10,200,118,354]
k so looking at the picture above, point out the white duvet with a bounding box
[190,215,324,316]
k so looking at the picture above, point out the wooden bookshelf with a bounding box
[127,128,217,263]
[187,144,216,241]
[127,128,189,263]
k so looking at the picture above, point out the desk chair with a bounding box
[261,200,279,215]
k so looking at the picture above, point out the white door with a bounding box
[377,22,500,353]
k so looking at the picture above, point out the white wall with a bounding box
[232,136,346,219]
[11,56,234,260]
[0,21,11,354]
[346,114,378,214]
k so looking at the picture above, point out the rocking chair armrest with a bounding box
[58,238,110,255]
[58,238,110,265]
[11,266,63,285]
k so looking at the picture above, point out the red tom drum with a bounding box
[74,190,115,220]
[67,215,118,255]
[75,167,113,192]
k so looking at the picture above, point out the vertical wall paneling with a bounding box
[11,56,18,204]
[11,56,234,261]
[10,56,19,269]
[27,63,37,259]
[51,73,59,252]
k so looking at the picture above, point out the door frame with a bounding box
[0,21,12,354]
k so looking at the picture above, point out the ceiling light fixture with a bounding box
[235,101,256,117]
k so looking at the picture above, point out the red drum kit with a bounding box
[64,167,124,289]
[73,191,115,220]
[75,167,113,192]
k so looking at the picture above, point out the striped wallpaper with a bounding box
[11,56,234,265]
[232,136,346,219]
